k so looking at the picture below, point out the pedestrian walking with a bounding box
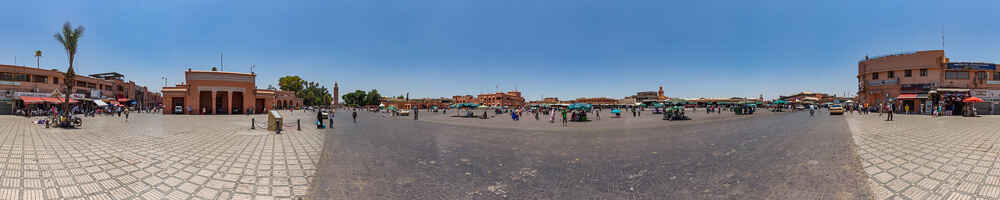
[352,110,358,123]
[124,108,129,121]
[561,109,568,127]
[550,108,555,123]
[886,103,894,121]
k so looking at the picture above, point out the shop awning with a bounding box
[936,88,970,92]
[93,99,108,106]
[896,94,929,99]
[50,98,79,104]
[18,96,79,104]
[19,96,47,104]
[118,98,131,102]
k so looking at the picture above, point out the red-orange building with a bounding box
[856,50,1000,114]
[452,95,478,104]
[381,97,453,109]
[477,91,525,107]
[1,64,160,114]
[571,97,618,105]
[161,69,302,115]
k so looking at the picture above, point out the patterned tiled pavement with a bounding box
[0,112,322,199]
[848,113,1000,200]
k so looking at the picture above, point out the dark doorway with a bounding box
[232,92,244,114]
[199,91,212,114]
[216,91,229,114]
[171,97,185,114]
[255,99,266,114]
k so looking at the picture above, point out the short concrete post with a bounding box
[251,118,255,129]
[297,119,301,131]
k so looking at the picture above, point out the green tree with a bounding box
[342,90,366,107]
[366,89,381,106]
[298,81,333,106]
[278,76,305,93]
[54,22,84,116]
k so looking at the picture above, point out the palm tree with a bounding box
[54,22,85,116]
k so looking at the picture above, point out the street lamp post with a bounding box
[34,50,42,69]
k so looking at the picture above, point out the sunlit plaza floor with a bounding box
[0,111,323,200]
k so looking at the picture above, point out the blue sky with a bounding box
[3,0,1000,101]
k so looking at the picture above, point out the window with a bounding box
[872,72,879,80]
[995,72,1000,81]
[0,72,11,81]
[904,70,912,77]
[53,77,59,84]
[920,69,928,77]
[945,71,970,80]
[13,73,29,82]
[888,71,895,78]
[76,81,87,87]
[976,71,987,80]
[32,75,47,83]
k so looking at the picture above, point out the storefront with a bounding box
[895,94,928,114]
[971,89,1000,115]
[936,88,971,116]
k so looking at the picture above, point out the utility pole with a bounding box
[220,52,224,71]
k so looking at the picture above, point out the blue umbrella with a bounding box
[610,109,622,114]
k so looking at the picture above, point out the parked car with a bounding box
[174,106,183,114]
[829,104,844,115]
[399,109,411,116]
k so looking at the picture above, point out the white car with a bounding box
[399,110,411,116]
[174,106,183,114]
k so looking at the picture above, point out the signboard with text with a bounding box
[947,62,998,71]
[972,89,1000,102]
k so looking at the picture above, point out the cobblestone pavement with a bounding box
[848,113,1000,200]
[0,111,323,199]
[310,110,869,199]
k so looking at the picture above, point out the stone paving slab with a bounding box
[847,113,1000,200]
[0,111,323,199]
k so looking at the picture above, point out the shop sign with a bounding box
[90,89,102,98]
[0,90,11,100]
[972,89,1000,102]
[988,80,1000,85]
[901,83,934,93]
[70,94,86,99]
[869,79,898,86]
[947,62,997,71]
[0,81,20,86]
[14,92,49,97]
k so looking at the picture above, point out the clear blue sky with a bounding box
[3,0,1000,101]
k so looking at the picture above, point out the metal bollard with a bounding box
[297,119,301,131]
[251,118,255,129]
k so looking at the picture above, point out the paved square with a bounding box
[0,112,323,199]
[848,114,1000,200]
